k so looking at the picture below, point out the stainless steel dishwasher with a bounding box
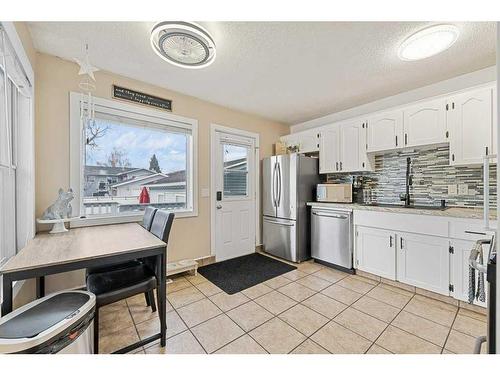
[311,207,353,272]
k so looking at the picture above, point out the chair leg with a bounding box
[149,290,157,313]
[93,307,99,354]
[144,292,151,307]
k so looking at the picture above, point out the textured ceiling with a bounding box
[27,22,496,125]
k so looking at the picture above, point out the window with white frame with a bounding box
[0,25,35,277]
[70,93,198,223]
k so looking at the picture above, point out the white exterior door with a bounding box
[356,226,396,280]
[403,98,447,148]
[396,232,450,295]
[448,87,493,166]
[366,110,403,152]
[319,124,340,173]
[214,131,256,262]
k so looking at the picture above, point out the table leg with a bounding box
[36,276,45,299]
[158,252,166,346]
[1,275,13,316]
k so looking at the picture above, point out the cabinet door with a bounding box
[396,232,449,295]
[403,98,446,147]
[450,239,487,308]
[319,125,340,174]
[340,121,362,172]
[299,129,320,153]
[356,226,396,280]
[448,87,493,166]
[366,110,403,152]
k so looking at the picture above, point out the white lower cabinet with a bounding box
[355,225,450,295]
[396,232,450,295]
[450,239,487,308]
[356,226,396,280]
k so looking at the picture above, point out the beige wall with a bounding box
[35,52,288,266]
[14,22,37,70]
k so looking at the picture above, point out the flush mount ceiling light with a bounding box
[398,24,459,61]
[150,21,216,69]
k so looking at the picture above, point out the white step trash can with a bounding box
[0,290,95,354]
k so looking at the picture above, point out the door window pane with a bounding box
[223,144,248,197]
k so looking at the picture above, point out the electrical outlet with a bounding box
[448,184,458,195]
[458,184,469,195]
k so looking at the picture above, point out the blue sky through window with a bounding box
[85,119,187,173]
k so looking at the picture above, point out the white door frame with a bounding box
[210,124,260,257]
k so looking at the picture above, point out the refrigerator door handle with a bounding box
[277,161,282,207]
[263,217,295,227]
[272,161,277,207]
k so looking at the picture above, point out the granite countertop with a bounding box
[306,202,497,220]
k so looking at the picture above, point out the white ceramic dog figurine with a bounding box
[41,188,74,220]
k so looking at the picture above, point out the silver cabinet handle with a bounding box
[216,204,222,209]
[340,161,343,171]
[389,236,393,248]
[335,162,339,171]
[400,237,404,249]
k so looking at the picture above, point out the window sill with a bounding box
[70,209,198,228]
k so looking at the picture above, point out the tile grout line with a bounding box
[363,290,416,354]
[440,307,460,354]
[156,266,437,354]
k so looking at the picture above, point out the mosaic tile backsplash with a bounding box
[326,145,496,208]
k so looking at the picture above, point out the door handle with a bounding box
[400,237,404,249]
[272,162,277,207]
[216,204,222,209]
[389,235,393,248]
[263,218,294,227]
[312,212,348,219]
[339,161,343,171]
[277,162,282,206]
[336,162,339,171]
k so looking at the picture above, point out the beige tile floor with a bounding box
[98,260,487,354]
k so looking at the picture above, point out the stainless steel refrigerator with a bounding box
[262,154,319,262]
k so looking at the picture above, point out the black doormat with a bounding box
[198,253,296,295]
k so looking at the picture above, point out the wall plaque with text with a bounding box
[112,85,172,111]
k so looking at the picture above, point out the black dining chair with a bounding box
[86,210,175,354]
[86,206,159,311]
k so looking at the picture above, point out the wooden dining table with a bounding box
[0,222,167,353]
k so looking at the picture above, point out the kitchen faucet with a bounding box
[400,157,412,207]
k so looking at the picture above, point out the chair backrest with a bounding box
[149,210,175,243]
[142,206,158,231]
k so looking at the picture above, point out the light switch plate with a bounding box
[448,184,458,195]
[458,184,469,195]
[201,188,210,198]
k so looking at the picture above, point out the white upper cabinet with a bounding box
[366,110,404,153]
[447,86,494,166]
[319,120,372,174]
[319,124,340,173]
[403,98,447,148]
[340,120,362,172]
[281,129,319,154]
